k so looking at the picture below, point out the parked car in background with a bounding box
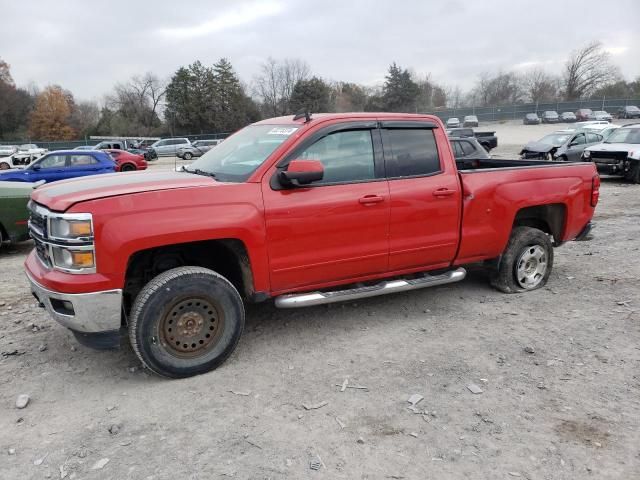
[93,139,154,160]
[575,120,609,130]
[592,110,612,122]
[0,145,18,156]
[559,112,577,122]
[0,150,116,183]
[575,109,594,121]
[520,129,603,161]
[105,149,148,172]
[541,111,559,123]
[0,181,44,246]
[582,124,640,183]
[617,105,640,119]
[449,136,491,162]
[176,139,222,160]
[446,127,498,151]
[446,117,461,128]
[73,145,97,151]
[149,138,191,157]
[523,113,541,125]
[7,144,48,168]
[463,115,478,127]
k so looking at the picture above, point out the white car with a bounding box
[575,120,610,129]
[583,124,640,183]
[0,145,18,157]
[592,110,612,122]
[446,117,461,128]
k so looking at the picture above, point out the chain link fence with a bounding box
[0,132,232,151]
[429,98,640,123]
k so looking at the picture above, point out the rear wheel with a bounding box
[490,227,553,293]
[183,152,193,160]
[129,267,245,378]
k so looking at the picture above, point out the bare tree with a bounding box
[522,68,559,103]
[253,58,310,116]
[107,73,166,135]
[472,71,523,106]
[563,42,619,100]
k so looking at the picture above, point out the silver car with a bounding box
[0,145,18,156]
[150,138,191,156]
[176,139,222,160]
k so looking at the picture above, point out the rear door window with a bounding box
[587,133,602,143]
[383,128,441,177]
[460,141,476,156]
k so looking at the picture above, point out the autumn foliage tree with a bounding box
[29,86,76,140]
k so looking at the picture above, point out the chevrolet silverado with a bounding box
[25,113,599,378]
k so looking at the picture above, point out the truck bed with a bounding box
[455,157,580,171]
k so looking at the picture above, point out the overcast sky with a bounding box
[3,0,639,102]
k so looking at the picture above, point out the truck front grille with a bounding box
[591,151,627,165]
[28,201,51,268]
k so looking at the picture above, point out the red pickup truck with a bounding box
[25,113,599,378]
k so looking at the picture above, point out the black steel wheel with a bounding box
[129,267,245,378]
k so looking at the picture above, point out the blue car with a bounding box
[0,150,116,183]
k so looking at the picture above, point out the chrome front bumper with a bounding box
[26,272,122,333]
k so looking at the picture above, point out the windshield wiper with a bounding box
[183,167,216,178]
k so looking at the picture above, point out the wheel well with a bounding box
[513,204,566,243]
[123,239,254,317]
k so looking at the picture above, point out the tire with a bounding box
[129,266,245,378]
[121,163,136,172]
[626,162,640,184]
[557,155,568,162]
[183,152,193,160]
[490,226,554,294]
[0,161,10,170]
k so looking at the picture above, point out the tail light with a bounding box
[591,175,600,207]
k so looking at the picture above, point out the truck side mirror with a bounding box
[279,159,324,187]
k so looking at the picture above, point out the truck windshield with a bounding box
[605,128,640,144]
[186,125,298,182]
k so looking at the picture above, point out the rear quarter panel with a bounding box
[455,164,597,265]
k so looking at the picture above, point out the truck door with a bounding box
[380,121,461,271]
[262,123,390,292]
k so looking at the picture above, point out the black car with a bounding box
[559,112,577,123]
[541,111,559,123]
[449,137,491,160]
[617,106,640,119]
[523,113,541,125]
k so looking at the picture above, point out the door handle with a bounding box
[432,188,456,198]
[359,195,385,205]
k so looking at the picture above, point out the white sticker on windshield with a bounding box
[268,127,299,135]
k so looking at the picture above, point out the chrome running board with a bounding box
[274,267,466,308]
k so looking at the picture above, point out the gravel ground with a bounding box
[1,122,639,479]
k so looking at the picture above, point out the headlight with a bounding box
[51,246,95,271]
[49,216,93,241]
[583,150,591,158]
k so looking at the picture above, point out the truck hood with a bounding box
[521,141,556,153]
[31,171,216,211]
[586,142,636,153]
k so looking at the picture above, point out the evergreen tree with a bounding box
[289,77,331,113]
[383,62,420,112]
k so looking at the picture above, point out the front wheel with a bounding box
[490,227,553,293]
[183,152,193,160]
[120,163,136,172]
[0,161,10,170]
[129,267,245,378]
